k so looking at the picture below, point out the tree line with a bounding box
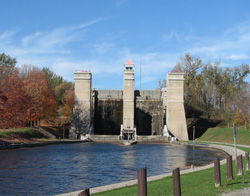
[0,53,74,129]
[176,53,250,126]
[1,52,249,129]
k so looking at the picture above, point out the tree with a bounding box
[232,83,250,126]
[55,81,74,105]
[201,61,221,119]
[42,67,63,90]
[23,68,59,125]
[0,53,18,87]
[176,53,204,119]
[69,101,90,139]
[0,75,30,128]
[61,89,74,122]
[156,79,166,91]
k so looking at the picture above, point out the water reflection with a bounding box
[0,143,228,196]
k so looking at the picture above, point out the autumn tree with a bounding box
[0,75,31,128]
[55,81,74,125]
[23,67,59,125]
[61,89,74,123]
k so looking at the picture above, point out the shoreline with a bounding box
[55,142,244,196]
[0,139,88,150]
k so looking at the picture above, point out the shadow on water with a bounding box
[0,143,228,195]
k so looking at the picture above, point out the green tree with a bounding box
[42,67,63,90]
[201,61,221,119]
[177,53,203,108]
[0,53,18,86]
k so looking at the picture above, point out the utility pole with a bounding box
[233,123,237,166]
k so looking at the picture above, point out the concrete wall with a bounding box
[137,136,169,142]
[89,135,170,143]
[94,90,123,99]
[135,90,162,100]
[94,99,122,135]
[70,71,92,138]
[93,93,164,136]
[89,135,120,142]
[166,72,188,140]
[123,70,135,130]
[135,100,164,135]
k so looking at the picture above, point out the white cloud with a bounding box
[1,18,105,58]
[187,20,250,63]
[0,29,19,45]
[226,54,249,60]
[115,0,129,7]
[1,16,250,90]
[94,42,115,55]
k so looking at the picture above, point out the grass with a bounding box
[0,127,49,140]
[92,157,250,196]
[197,127,250,145]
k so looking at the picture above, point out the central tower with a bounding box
[121,60,136,141]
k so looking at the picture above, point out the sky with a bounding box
[1,0,250,90]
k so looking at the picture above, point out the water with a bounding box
[0,143,228,195]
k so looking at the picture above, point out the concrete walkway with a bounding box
[200,141,250,149]
[55,143,246,196]
[193,141,250,196]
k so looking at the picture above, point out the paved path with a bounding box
[196,141,250,196]
[200,141,250,149]
[221,187,250,196]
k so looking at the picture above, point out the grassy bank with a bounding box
[196,127,250,145]
[92,157,250,196]
[0,127,49,142]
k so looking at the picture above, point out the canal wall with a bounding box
[88,135,169,143]
[94,99,122,135]
[93,90,164,136]
[89,135,120,142]
[137,136,169,142]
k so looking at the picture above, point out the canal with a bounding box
[0,143,228,195]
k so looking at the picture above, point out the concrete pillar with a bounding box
[166,67,188,140]
[70,70,92,139]
[123,61,135,131]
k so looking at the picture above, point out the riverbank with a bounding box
[0,139,88,149]
[0,127,88,149]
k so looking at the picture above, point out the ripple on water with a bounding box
[0,143,228,195]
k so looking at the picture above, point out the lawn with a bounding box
[197,127,250,145]
[0,127,49,142]
[92,156,250,196]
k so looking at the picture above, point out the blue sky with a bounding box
[1,0,250,90]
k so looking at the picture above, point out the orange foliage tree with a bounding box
[23,69,59,125]
[55,82,74,124]
[233,110,245,125]
[0,75,31,128]
[62,89,74,122]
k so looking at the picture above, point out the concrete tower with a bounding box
[121,60,136,141]
[166,67,188,140]
[70,70,92,139]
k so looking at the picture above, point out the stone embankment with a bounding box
[88,135,170,143]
